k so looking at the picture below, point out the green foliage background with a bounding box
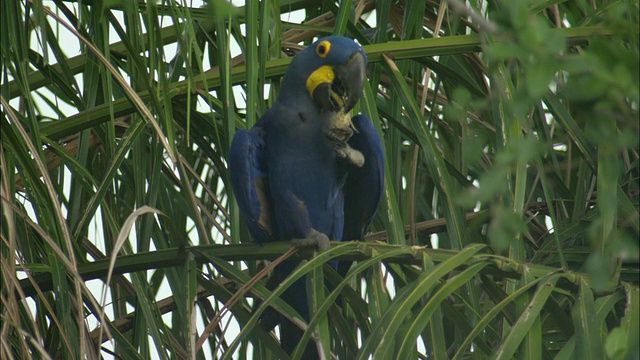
[1,0,638,359]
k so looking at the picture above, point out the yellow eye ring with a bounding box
[315,40,331,58]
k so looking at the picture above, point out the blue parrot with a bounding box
[228,36,384,358]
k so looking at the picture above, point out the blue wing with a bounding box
[339,114,384,274]
[343,114,385,241]
[228,123,275,243]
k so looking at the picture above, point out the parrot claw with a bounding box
[335,144,365,167]
[291,228,331,253]
[327,128,365,167]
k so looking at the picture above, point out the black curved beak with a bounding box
[312,51,367,112]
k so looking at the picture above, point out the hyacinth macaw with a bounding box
[228,36,384,358]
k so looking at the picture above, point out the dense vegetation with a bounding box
[2,0,638,359]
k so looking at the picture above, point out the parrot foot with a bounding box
[335,144,364,167]
[326,128,365,167]
[291,228,331,253]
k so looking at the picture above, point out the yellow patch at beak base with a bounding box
[306,65,335,98]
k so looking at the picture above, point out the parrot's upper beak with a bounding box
[309,51,366,112]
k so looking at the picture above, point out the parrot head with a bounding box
[282,36,368,114]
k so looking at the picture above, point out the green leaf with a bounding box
[605,327,629,360]
[572,279,605,360]
[493,274,563,359]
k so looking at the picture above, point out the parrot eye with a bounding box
[315,41,331,58]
